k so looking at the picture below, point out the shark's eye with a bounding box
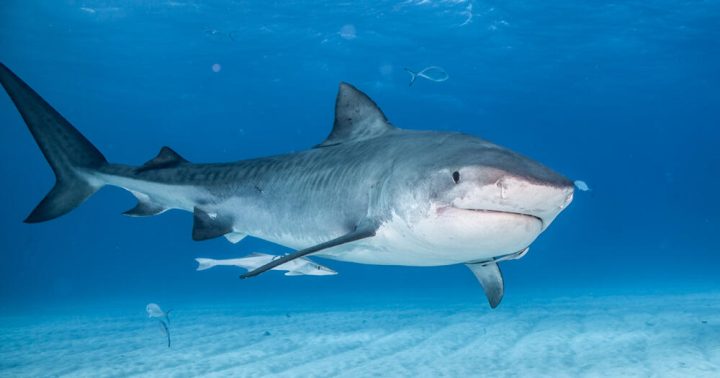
[452,171,460,184]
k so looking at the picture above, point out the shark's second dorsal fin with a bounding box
[317,83,396,147]
[137,146,188,173]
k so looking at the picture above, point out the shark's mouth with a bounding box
[447,207,544,228]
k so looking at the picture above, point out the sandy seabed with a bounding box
[0,292,718,377]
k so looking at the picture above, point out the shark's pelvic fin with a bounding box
[192,207,234,241]
[317,82,396,147]
[240,221,378,279]
[0,63,107,223]
[466,261,504,309]
[136,146,188,173]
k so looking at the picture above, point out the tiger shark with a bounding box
[0,63,574,308]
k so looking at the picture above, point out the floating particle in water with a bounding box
[574,180,590,191]
[339,24,357,40]
[205,28,236,41]
[212,63,222,73]
[379,64,394,77]
[459,2,473,27]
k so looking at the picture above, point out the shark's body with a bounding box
[0,63,574,308]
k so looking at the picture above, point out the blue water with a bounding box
[0,1,718,375]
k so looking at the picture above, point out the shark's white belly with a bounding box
[316,209,543,266]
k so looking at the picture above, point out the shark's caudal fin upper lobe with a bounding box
[0,63,107,222]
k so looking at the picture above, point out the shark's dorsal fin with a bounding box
[137,146,188,173]
[192,207,234,241]
[317,83,396,147]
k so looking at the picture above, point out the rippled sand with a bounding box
[1,292,718,377]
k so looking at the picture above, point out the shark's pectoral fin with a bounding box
[240,221,378,279]
[136,146,188,173]
[192,207,234,241]
[466,261,504,309]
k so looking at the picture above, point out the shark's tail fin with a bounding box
[0,63,107,223]
[195,258,218,271]
[404,67,418,86]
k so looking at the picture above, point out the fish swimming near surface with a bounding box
[196,252,338,276]
[404,66,449,86]
[0,62,575,308]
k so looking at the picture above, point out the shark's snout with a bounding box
[451,168,574,231]
[502,173,574,229]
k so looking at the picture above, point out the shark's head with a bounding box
[315,82,573,264]
[382,132,574,263]
[429,133,574,230]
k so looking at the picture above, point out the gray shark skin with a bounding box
[0,63,574,308]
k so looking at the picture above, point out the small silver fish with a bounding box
[146,303,171,322]
[404,66,449,86]
[146,303,171,347]
[574,180,590,191]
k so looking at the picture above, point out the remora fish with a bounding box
[0,63,574,308]
[195,253,338,276]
